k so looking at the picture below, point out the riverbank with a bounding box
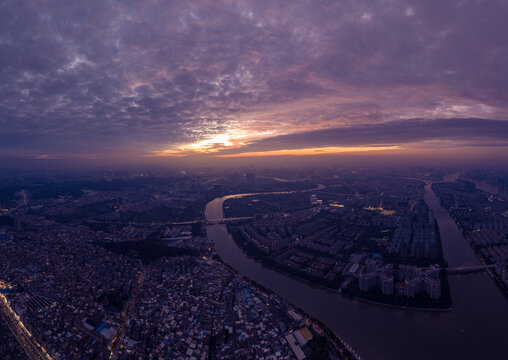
[208,251,362,359]
[205,181,508,360]
[228,226,453,311]
[463,233,508,301]
[350,294,453,312]
[342,275,452,311]
[433,184,508,301]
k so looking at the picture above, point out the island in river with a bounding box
[205,171,508,360]
[222,174,453,310]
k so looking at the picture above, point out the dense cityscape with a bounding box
[0,170,358,359]
[226,173,450,309]
[0,168,507,359]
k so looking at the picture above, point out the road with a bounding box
[109,267,146,360]
[0,294,52,360]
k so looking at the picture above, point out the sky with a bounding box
[1,0,508,168]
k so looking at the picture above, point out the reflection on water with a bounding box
[205,180,508,360]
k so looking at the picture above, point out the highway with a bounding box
[0,294,52,360]
[109,267,146,359]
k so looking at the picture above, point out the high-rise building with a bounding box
[359,263,394,296]
[402,264,441,299]
[379,274,394,296]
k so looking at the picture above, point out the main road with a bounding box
[0,293,52,360]
[205,178,508,360]
[110,267,146,360]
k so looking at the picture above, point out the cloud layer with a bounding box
[213,118,508,156]
[0,0,507,160]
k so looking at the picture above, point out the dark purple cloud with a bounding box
[0,0,507,158]
[214,118,508,154]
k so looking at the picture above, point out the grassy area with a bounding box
[224,193,312,218]
[96,239,198,264]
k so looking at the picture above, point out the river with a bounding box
[205,179,508,360]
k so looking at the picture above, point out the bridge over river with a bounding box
[205,175,508,360]
[205,216,254,225]
[445,263,496,274]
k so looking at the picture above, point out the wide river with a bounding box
[205,179,508,360]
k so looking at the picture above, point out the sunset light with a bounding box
[1,1,508,359]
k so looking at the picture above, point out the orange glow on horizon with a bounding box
[213,145,401,157]
[149,145,401,157]
[148,130,276,157]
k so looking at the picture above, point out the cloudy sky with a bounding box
[1,0,507,164]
